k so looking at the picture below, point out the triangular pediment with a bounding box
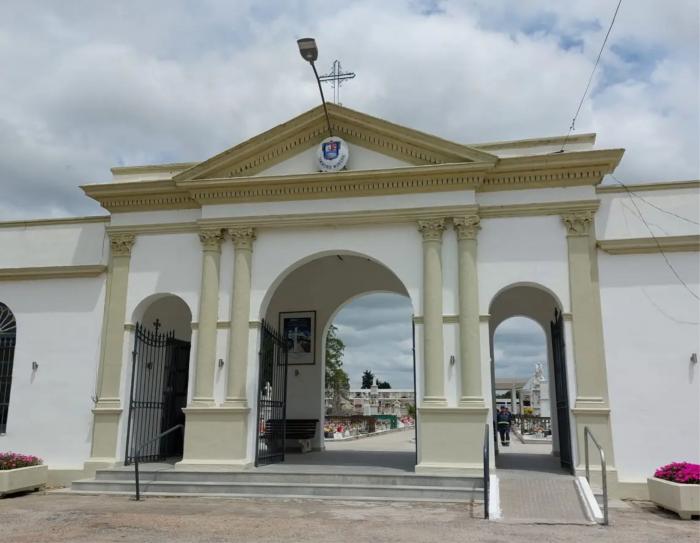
[174,104,497,181]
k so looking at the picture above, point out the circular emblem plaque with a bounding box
[317,136,349,172]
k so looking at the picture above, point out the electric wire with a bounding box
[558,0,623,153]
[611,176,699,226]
[613,177,699,301]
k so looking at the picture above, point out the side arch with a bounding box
[0,302,17,434]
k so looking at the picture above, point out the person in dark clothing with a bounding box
[496,406,513,446]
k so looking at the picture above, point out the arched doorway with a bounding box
[489,284,573,473]
[125,294,193,464]
[257,253,416,470]
[0,302,17,435]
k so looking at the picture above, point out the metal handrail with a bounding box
[483,423,490,519]
[584,426,608,525]
[132,424,184,501]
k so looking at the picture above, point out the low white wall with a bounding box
[0,276,106,469]
[600,250,700,484]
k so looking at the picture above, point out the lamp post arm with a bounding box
[310,62,333,138]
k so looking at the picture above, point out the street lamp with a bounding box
[297,37,333,137]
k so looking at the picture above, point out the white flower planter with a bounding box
[647,477,700,520]
[0,465,48,497]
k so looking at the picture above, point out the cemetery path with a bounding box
[495,439,592,524]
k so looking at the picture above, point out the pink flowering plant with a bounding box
[0,452,42,470]
[654,462,700,485]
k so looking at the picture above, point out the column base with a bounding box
[87,403,123,467]
[416,406,488,476]
[571,403,617,495]
[180,405,250,465]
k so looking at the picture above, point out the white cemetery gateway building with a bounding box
[0,104,698,499]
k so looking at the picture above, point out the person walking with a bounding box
[496,405,513,446]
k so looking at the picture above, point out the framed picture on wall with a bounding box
[279,311,316,365]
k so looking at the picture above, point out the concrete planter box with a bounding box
[647,477,700,520]
[0,465,48,497]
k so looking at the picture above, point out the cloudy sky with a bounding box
[2,2,697,385]
[332,294,546,389]
[1,1,697,220]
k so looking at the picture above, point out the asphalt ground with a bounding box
[0,492,697,543]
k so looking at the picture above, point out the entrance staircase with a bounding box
[71,467,484,503]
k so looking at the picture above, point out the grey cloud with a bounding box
[1,1,697,219]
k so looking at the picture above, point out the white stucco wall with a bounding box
[0,276,106,469]
[478,215,571,314]
[599,250,700,484]
[597,187,700,239]
[0,221,108,268]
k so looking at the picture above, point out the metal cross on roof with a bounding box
[318,60,356,105]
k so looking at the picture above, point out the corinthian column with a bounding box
[191,228,224,405]
[89,232,135,466]
[454,215,484,407]
[418,218,447,406]
[225,227,256,406]
[562,211,610,407]
[562,210,616,477]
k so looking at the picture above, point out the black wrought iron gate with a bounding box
[0,304,17,435]
[551,308,573,472]
[255,320,288,466]
[125,322,190,465]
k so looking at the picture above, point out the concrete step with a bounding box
[72,469,484,502]
[92,469,479,489]
[71,478,482,502]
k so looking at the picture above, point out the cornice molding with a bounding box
[0,264,107,281]
[83,150,621,213]
[0,215,109,229]
[181,162,488,205]
[81,180,199,212]
[96,200,601,235]
[596,179,700,194]
[480,149,623,192]
[473,133,596,151]
[598,235,700,254]
[198,204,479,230]
[106,222,199,235]
[479,199,600,219]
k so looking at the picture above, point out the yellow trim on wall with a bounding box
[0,265,107,280]
[0,215,109,229]
[596,180,700,193]
[598,235,700,254]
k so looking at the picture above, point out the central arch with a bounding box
[257,252,416,469]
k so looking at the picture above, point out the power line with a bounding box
[611,175,699,226]
[614,178,699,301]
[558,0,623,153]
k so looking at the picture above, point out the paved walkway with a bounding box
[258,427,417,474]
[495,438,591,524]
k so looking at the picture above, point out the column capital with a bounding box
[228,226,256,250]
[417,218,446,242]
[198,228,224,252]
[453,215,481,240]
[562,210,595,237]
[109,233,135,257]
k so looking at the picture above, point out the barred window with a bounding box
[0,302,16,434]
